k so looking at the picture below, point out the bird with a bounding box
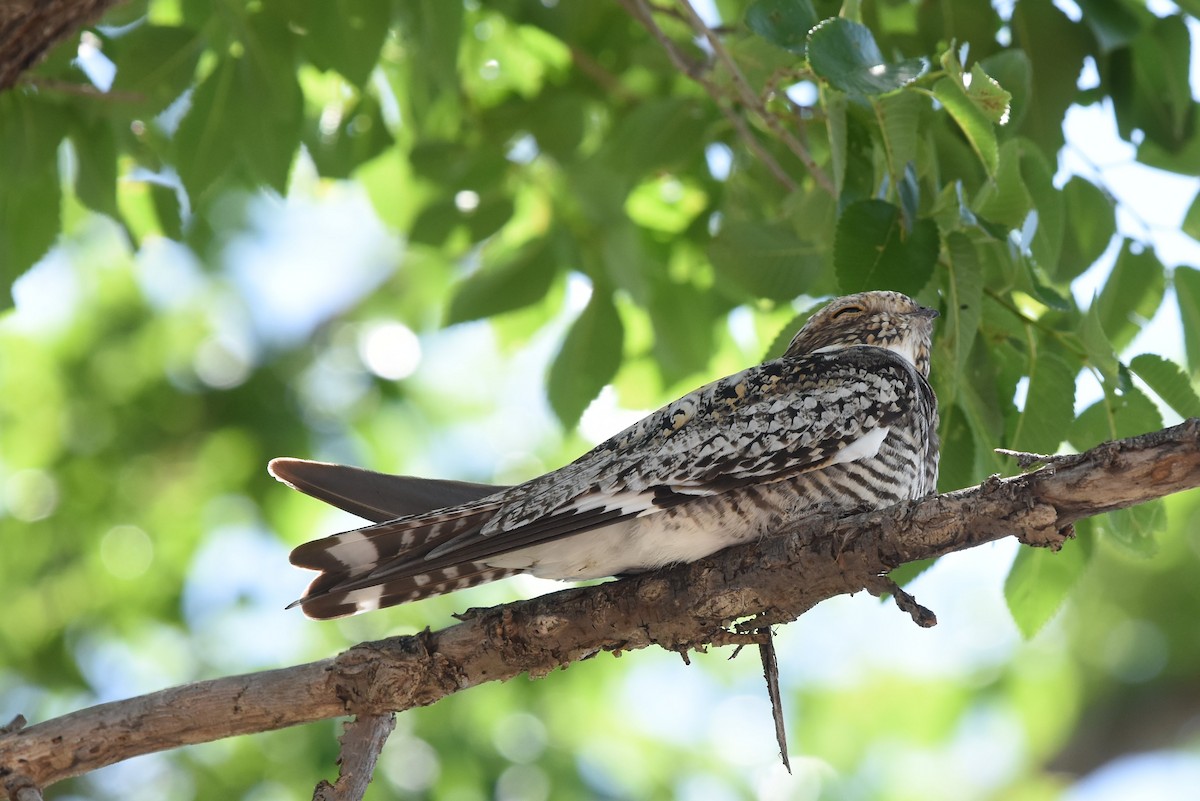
[272,290,940,619]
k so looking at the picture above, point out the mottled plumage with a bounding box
[273,291,939,619]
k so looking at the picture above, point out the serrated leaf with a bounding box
[446,236,560,324]
[1096,242,1166,350]
[1005,543,1089,638]
[547,288,624,428]
[1097,501,1165,557]
[807,18,927,96]
[1070,386,1163,449]
[1056,176,1116,283]
[972,138,1033,229]
[1129,353,1200,418]
[1020,143,1063,272]
[1176,266,1200,374]
[1008,351,1077,453]
[942,232,984,386]
[1080,300,1119,382]
[871,89,923,187]
[834,200,939,295]
[744,0,819,54]
[967,63,1012,124]
[933,75,998,175]
[709,220,823,301]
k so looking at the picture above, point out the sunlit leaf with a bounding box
[1005,542,1089,638]
[1056,176,1116,283]
[933,75,998,176]
[1176,266,1200,373]
[1008,350,1076,454]
[807,18,927,95]
[1129,353,1200,418]
[446,235,560,324]
[1095,242,1166,350]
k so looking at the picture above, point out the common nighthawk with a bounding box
[273,290,940,619]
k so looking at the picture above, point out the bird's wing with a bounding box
[427,347,921,561]
[269,457,507,522]
[286,347,922,617]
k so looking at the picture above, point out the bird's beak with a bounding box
[914,306,939,320]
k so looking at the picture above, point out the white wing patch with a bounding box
[828,425,889,466]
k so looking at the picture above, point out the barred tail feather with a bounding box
[288,500,508,618]
[297,561,521,619]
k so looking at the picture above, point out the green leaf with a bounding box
[1056,176,1116,283]
[979,49,1031,130]
[940,232,984,390]
[304,93,394,179]
[1183,189,1200,243]
[1080,300,1119,383]
[1008,351,1077,454]
[69,115,120,220]
[1095,242,1166,351]
[1078,0,1147,53]
[709,220,824,301]
[547,288,624,428]
[871,89,923,187]
[446,235,560,324]
[1176,266,1200,373]
[1096,501,1165,557]
[1129,353,1200,418]
[833,200,939,295]
[1009,0,1089,156]
[1005,542,1089,638]
[107,24,204,115]
[934,75,998,176]
[173,14,302,201]
[1070,386,1163,448]
[297,0,391,86]
[807,18,927,96]
[824,86,849,196]
[745,0,819,54]
[1112,15,1193,153]
[972,138,1033,229]
[967,63,1012,124]
[1020,143,1063,272]
[0,94,66,295]
[648,281,718,383]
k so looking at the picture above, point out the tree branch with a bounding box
[0,0,123,91]
[312,714,396,801]
[3,420,1200,797]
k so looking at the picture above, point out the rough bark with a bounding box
[2,420,1199,798]
[0,0,124,90]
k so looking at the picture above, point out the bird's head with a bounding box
[783,291,939,376]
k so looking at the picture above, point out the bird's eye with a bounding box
[831,305,863,319]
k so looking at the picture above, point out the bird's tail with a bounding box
[288,499,514,619]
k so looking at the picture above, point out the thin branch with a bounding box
[616,0,799,192]
[674,0,836,195]
[312,714,396,801]
[3,420,1200,797]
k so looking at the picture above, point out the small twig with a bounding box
[995,448,1083,471]
[674,0,835,194]
[757,629,791,773]
[312,714,397,801]
[617,0,799,192]
[864,575,938,628]
[21,75,145,103]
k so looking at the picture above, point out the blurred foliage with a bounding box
[3,0,1200,799]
